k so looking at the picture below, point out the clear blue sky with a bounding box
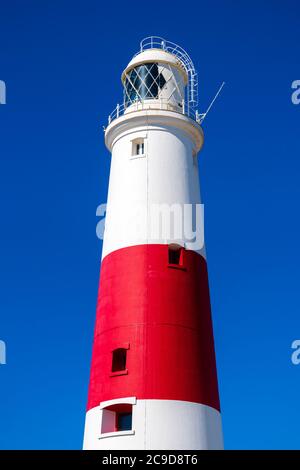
[0,0,300,450]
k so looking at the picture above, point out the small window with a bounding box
[168,245,182,265]
[101,404,133,434]
[132,138,145,156]
[112,348,127,372]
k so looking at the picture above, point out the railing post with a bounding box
[182,99,185,115]
[108,115,111,124]
[116,103,120,118]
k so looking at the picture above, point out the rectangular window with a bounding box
[112,348,127,372]
[168,244,186,270]
[101,404,133,434]
[168,245,182,265]
[132,138,145,157]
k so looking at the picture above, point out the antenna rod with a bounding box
[201,81,225,122]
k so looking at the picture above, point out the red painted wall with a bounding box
[87,244,220,412]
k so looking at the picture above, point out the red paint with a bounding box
[105,404,132,414]
[87,244,220,412]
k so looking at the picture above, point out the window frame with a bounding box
[130,136,147,159]
[99,397,136,440]
[110,343,130,377]
[167,244,186,270]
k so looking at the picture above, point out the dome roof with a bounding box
[121,49,188,84]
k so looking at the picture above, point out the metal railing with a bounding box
[105,38,224,128]
[136,36,198,109]
[107,99,205,126]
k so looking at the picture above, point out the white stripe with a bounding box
[83,399,223,450]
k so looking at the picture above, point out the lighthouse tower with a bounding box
[83,37,223,450]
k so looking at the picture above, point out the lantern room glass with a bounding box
[124,62,166,107]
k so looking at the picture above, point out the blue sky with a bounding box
[0,0,300,449]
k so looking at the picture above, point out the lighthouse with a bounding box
[83,37,223,450]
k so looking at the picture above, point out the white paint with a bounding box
[100,396,137,409]
[102,110,206,260]
[99,430,135,439]
[83,399,223,450]
[122,49,188,84]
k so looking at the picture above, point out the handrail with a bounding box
[135,36,198,109]
[105,39,224,129]
[107,98,205,126]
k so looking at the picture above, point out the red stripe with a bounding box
[87,244,220,412]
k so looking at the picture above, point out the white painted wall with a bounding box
[83,400,223,450]
[102,111,206,260]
